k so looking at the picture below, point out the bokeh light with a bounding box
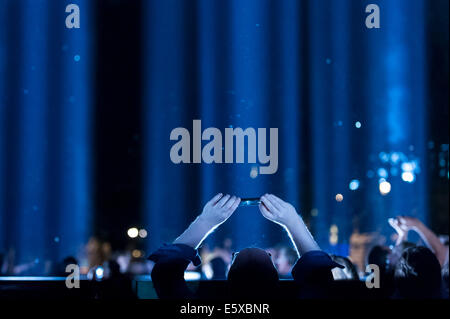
[379,180,391,195]
[349,179,360,191]
[127,227,139,238]
[138,229,148,238]
[401,171,415,183]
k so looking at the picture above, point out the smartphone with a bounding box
[239,198,261,207]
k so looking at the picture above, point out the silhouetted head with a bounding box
[108,260,121,276]
[63,256,78,267]
[0,253,5,275]
[227,248,279,298]
[394,246,442,299]
[388,241,417,268]
[368,245,390,272]
[210,257,227,280]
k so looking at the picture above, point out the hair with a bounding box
[397,241,416,253]
[394,246,442,299]
[210,257,227,280]
[63,256,78,267]
[367,245,389,271]
[107,259,121,275]
[442,262,449,297]
[227,247,279,299]
[0,253,4,275]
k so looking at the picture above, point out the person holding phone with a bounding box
[149,193,342,299]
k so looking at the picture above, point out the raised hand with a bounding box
[259,194,299,228]
[388,217,409,246]
[396,216,421,230]
[174,194,240,249]
[259,194,319,255]
[390,216,448,266]
[200,193,241,227]
[388,217,408,235]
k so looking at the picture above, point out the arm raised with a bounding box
[259,194,319,257]
[174,193,241,249]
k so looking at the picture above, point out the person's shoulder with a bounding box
[291,250,343,282]
[148,243,201,266]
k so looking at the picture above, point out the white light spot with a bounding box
[401,171,415,183]
[95,267,104,279]
[349,179,360,191]
[379,181,391,195]
[250,166,258,179]
[138,229,147,238]
[127,227,139,238]
[401,162,415,172]
[184,271,201,281]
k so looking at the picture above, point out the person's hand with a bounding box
[173,194,240,249]
[259,194,300,228]
[388,217,408,236]
[199,193,240,227]
[259,194,319,255]
[396,216,421,231]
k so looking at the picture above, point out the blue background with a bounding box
[0,0,448,269]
